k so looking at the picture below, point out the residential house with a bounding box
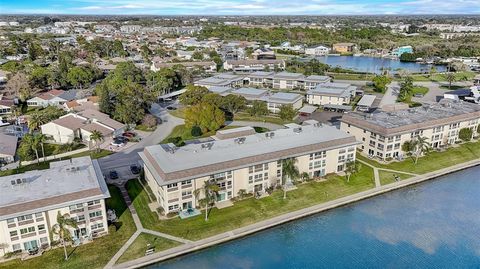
[391,46,413,57]
[0,157,110,254]
[0,133,17,164]
[251,48,276,60]
[150,60,216,73]
[41,109,126,144]
[305,45,330,56]
[139,124,359,214]
[332,43,357,54]
[27,90,78,107]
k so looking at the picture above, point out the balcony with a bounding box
[18,220,34,226]
[182,194,193,200]
[21,232,37,239]
[89,216,103,222]
[167,187,178,192]
[181,184,192,189]
[88,205,102,211]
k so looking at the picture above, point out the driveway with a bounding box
[412,81,472,104]
[378,82,400,108]
[97,103,184,176]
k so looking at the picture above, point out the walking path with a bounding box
[357,159,419,188]
[104,182,190,268]
[112,158,480,269]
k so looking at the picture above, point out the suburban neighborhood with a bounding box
[0,9,480,269]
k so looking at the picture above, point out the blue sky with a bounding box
[2,0,480,15]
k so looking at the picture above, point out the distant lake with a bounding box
[149,166,480,269]
[315,55,447,74]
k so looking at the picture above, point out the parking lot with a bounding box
[297,110,345,127]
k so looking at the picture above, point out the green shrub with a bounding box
[190,126,203,137]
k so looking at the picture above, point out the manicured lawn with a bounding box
[399,85,429,103]
[117,233,181,264]
[168,107,186,119]
[357,140,480,175]
[328,73,375,81]
[410,71,475,82]
[0,186,136,269]
[42,143,86,157]
[160,125,240,144]
[379,171,412,186]
[126,166,375,241]
[233,112,288,125]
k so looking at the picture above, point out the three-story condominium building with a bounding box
[140,124,360,214]
[340,99,480,161]
[0,157,110,255]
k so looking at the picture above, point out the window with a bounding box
[277,160,282,168]
[12,244,20,251]
[181,180,192,185]
[20,227,35,234]
[89,211,102,218]
[38,224,45,231]
[87,200,100,206]
[168,204,179,211]
[17,215,33,222]
[72,215,85,222]
[166,183,178,189]
[310,151,326,160]
[10,231,17,237]
[35,213,43,218]
[277,169,281,178]
[7,218,15,224]
[182,190,192,197]
[91,223,104,230]
[69,203,84,211]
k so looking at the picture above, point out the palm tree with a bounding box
[89,130,104,153]
[345,160,361,182]
[52,212,78,261]
[411,136,430,165]
[22,134,41,164]
[28,113,42,133]
[281,158,300,199]
[34,133,48,160]
[443,73,456,90]
[194,180,220,221]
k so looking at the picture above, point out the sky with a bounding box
[1,0,480,15]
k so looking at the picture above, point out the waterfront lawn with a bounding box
[410,71,475,82]
[126,166,374,241]
[379,171,412,186]
[117,233,181,264]
[0,186,136,269]
[357,140,480,175]
[328,73,375,81]
[400,86,429,103]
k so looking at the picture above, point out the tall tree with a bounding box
[278,105,296,121]
[281,158,300,199]
[52,212,78,261]
[193,180,220,221]
[89,130,104,152]
[179,85,210,106]
[247,100,269,117]
[185,103,225,133]
[221,94,246,115]
[443,73,456,90]
[345,160,361,182]
[411,136,430,165]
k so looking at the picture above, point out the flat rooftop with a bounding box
[232,87,268,97]
[0,156,110,219]
[141,124,359,184]
[342,99,480,135]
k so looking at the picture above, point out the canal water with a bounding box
[148,166,480,269]
[315,55,447,74]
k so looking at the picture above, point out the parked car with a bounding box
[166,106,177,111]
[123,131,136,138]
[109,170,119,179]
[111,137,127,146]
[130,165,140,174]
[413,93,424,98]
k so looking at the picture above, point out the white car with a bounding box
[0,120,10,127]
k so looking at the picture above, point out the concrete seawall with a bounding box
[111,158,480,269]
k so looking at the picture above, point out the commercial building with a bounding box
[306,82,357,106]
[140,124,359,214]
[0,157,110,254]
[340,99,480,160]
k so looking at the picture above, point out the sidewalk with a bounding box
[111,158,480,269]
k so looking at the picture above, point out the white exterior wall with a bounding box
[41,123,76,144]
[306,94,349,106]
[0,199,108,254]
[145,144,357,214]
[340,119,480,160]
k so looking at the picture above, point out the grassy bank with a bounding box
[117,233,181,264]
[126,165,374,241]
[379,171,412,186]
[0,186,136,269]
